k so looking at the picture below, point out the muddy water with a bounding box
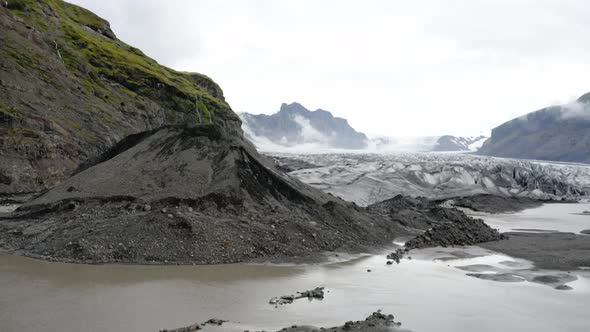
[1,204,590,332]
[1,249,589,332]
[475,202,590,234]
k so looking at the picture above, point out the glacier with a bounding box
[272,153,590,206]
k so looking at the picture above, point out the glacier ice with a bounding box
[273,152,590,206]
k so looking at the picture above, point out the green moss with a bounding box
[199,100,213,124]
[55,0,110,33]
[3,44,49,80]
[6,0,49,31]
[6,0,235,127]
[58,17,226,106]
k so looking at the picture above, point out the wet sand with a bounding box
[480,232,590,270]
[475,203,590,271]
[475,202,590,234]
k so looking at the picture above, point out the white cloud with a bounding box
[68,0,590,136]
[292,115,330,143]
[560,101,590,121]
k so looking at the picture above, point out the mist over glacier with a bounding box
[242,119,487,154]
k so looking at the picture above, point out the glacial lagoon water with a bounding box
[1,203,590,332]
[476,202,590,234]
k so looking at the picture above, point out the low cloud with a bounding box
[560,100,590,121]
[242,117,441,154]
[292,115,333,144]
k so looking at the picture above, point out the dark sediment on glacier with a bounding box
[447,194,545,213]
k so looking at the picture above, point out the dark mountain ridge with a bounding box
[477,93,590,163]
[241,102,369,149]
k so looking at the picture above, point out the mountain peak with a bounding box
[241,103,368,150]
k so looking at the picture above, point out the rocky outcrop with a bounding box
[405,216,506,249]
[0,1,240,194]
[241,102,368,149]
[477,93,590,163]
[269,287,325,306]
[163,311,401,332]
[278,311,402,332]
[160,318,227,332]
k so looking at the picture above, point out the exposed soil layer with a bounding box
[272,156,322,173]
[480,232,590,270]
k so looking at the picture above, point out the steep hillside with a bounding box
[477,94,590,163]
[241,102,368,149]
[0,0,240,194]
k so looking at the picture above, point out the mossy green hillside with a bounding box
[0,0,242,193]
[4,0,234,124]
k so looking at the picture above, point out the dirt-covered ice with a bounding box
[272,153,590,206]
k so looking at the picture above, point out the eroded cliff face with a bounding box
[0,0,241,194]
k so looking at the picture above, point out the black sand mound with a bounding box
[404,216,505,249]
[0,125,412,264]
[0,125,513,264]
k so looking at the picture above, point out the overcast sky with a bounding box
[69,0,590,136]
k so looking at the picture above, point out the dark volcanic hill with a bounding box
[0,125,503,264]
[0,125,430,264]
[477,94,590,163]
[0,0,240,194]
[241,102,368,149]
